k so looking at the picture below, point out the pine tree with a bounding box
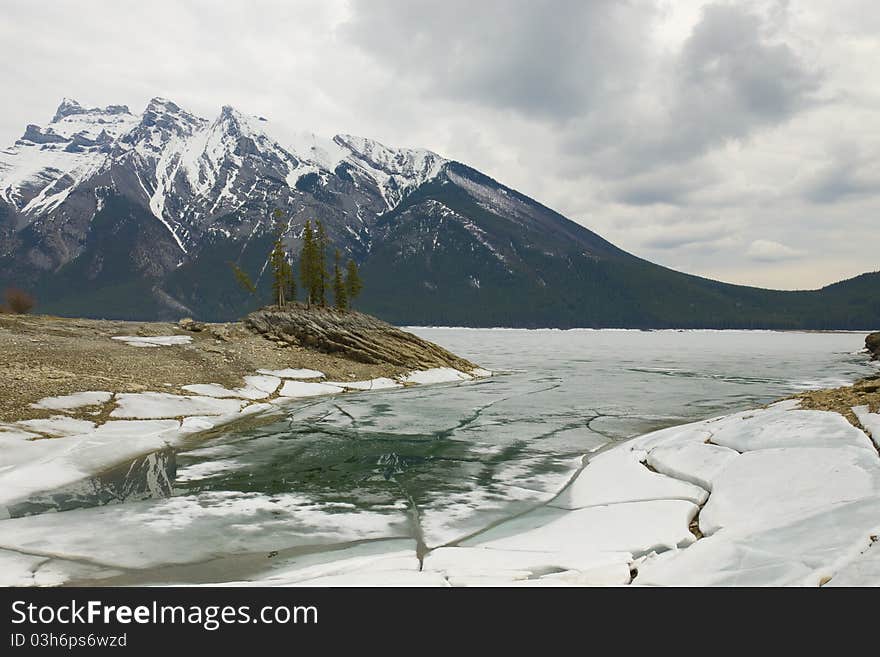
[345,258,363,309]
[270,209,292,307]
[333,249,347,310]
[315,220,329,307]
[287,261,297,305]
[300,220,317,307]
[229,262,256,295]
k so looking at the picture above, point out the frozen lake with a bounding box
[1,329,875,585]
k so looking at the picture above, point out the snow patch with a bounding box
[30,391,112,411]
[111,335,192,348]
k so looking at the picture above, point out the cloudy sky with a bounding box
[1,0,877,289]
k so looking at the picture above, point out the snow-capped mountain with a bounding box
[1,97,878,328]
[1,97,446,257]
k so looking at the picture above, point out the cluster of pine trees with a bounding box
[231,209,362,311]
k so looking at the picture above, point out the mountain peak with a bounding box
[146,97,182,114]
[52,98,83,122]
[51,98,132,124]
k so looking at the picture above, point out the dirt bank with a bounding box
[0,307,475,423]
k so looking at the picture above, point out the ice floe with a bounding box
[708,408,876,453]
[551,448,707,509]
[183,375,280,400]
[277,380,345,398]
[111,335,193,347]
[111,392,247,418]
[698,446,880,535]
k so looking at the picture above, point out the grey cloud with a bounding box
[608,163,720,206]
[638,218,739,250]
[561,2,822,178]
[802,146,880,204]
[666,3,821,155]
[347,1,821,180]
[343,0,657,121]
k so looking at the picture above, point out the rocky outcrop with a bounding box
[867,332,880,360]
[244,306,476,370]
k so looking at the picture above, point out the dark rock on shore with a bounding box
[244,306,477,371]
[867,332,880,360]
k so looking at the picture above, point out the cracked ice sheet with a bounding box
[0,420,182,509]
[183,375,281,400]
[0,491,411,574]
[30,391,112,411]
[416,454,584,548]
[625,400,803,453]
[468,499,698,556]
[646,442,739,491]
[708,408,876,453]
[636,495,880,586]
[699,446,880,535]
[551,447,707,510]
[111,392,247,418]
[401,368,472,385]
[111,335,192,347]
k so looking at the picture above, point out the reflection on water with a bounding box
[9,448,176,518]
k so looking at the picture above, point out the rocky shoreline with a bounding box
[0,307,477,424]
[867,332,880,360]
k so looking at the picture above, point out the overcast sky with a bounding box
[1,0,877,289]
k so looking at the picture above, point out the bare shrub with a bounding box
[4,288,35,314]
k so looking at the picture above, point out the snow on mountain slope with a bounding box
[0,99,137,213]
[334,134,447,209]
[0,97,448,251]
